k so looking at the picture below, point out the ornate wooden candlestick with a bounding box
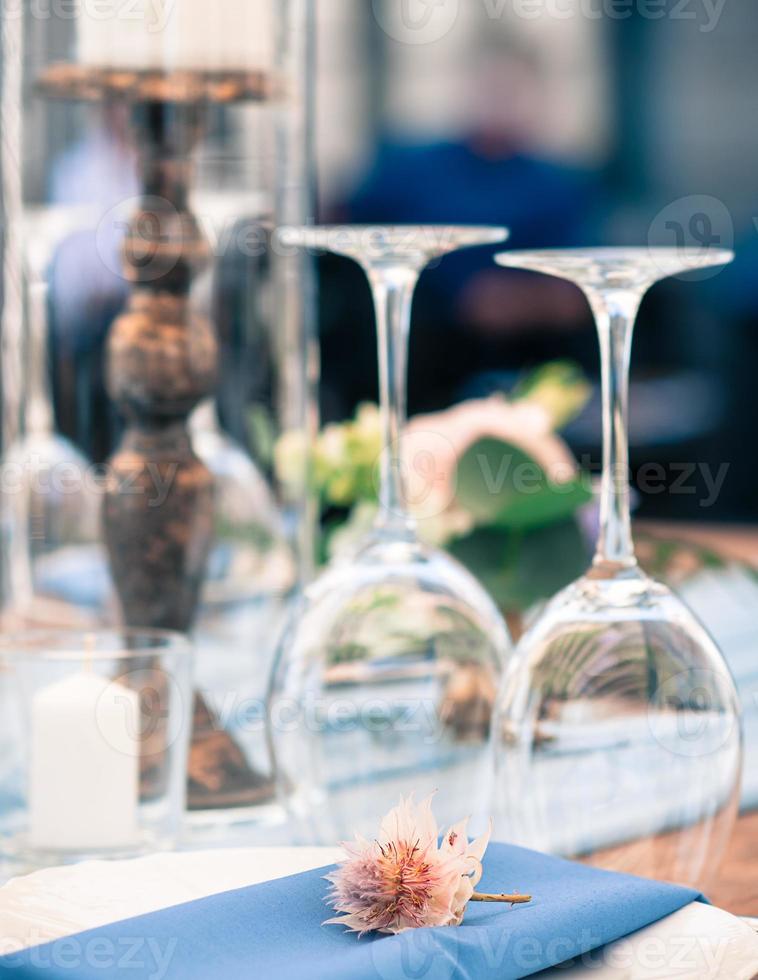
[39,64,277,810]
[105,99,216,633]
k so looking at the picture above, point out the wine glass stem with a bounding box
[368,266,419,531]
[26,281,54,436]
[589,289,643,571]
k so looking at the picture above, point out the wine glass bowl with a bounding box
[272,533,508,840]
[492,247,742,890]
[269,225,512,842]
[3,276,105,623]
[496,571,741,888]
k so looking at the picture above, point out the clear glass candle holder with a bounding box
[183,616,290,842]
[0,629,193,870]
[1,0,316,838]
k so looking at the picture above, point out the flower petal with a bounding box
[441,818,469,856]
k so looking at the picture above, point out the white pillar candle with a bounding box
[77,0,275,72]
[29,672,140,852]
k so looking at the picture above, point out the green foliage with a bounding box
[246,404,277,468]
[512,360,592,429]
[456,437,592,531]
[315,405,382,507]
[449,520,590,613]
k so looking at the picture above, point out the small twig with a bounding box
[471,892,531,905]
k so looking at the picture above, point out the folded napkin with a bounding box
[0,843,702,980]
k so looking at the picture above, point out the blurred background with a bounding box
[313,0,756,524]
[7,0,757,526]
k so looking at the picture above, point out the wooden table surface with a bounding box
[710,811,758,916]
[639,521,758,916]
[636,520,758,570]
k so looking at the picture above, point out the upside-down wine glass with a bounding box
[3,276,103,625]
[492,247,742,890]
[1,208,106,626]
[269,225,512,843]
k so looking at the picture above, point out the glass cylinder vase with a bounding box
[0,0,317,842]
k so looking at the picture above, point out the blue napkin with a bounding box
[0,843,702,980]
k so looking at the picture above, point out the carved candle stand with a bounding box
[39,64,278,810]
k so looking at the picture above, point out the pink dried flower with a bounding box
[325,795,529,936]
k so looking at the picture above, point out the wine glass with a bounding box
[190,397,295,610]
[3,276,104,625]
[1,206,111,627]
[269,225,512,842]
[492,247,742,890]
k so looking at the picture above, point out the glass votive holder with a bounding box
[183,620,289,845]
[0,629,193,869]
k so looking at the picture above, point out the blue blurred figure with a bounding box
[321,41,601,416]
